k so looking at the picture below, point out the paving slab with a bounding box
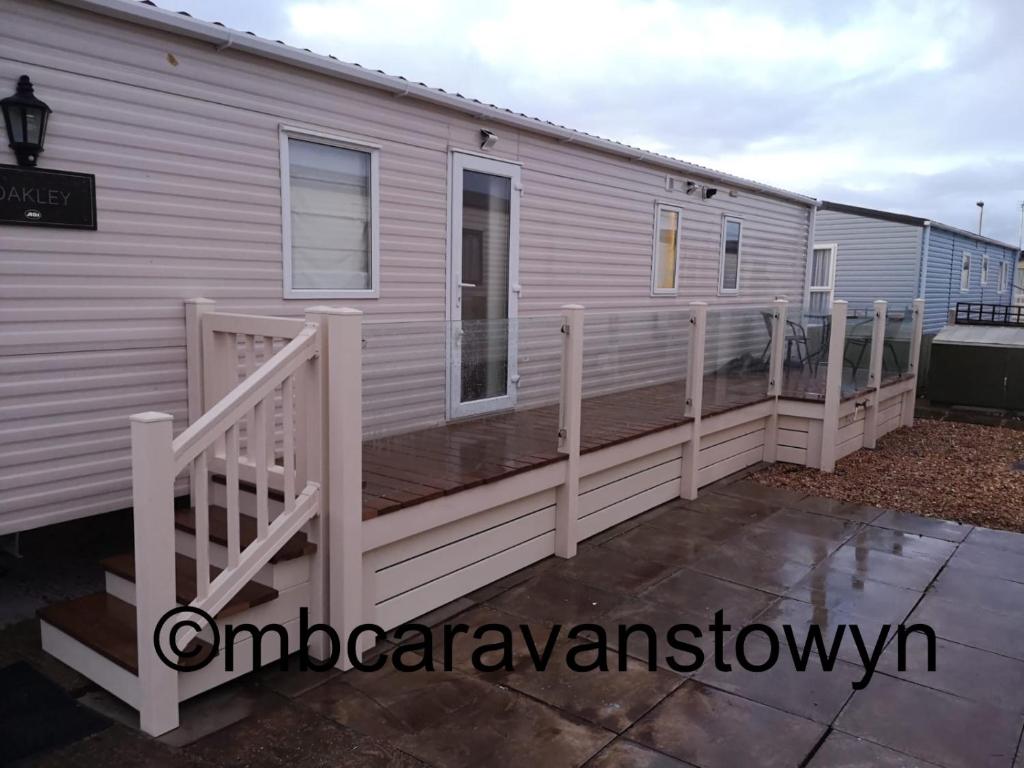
[908,592,1024,661]
[487,572,628,626]
[640,568,777,625]
[807,731,941,767]
[813,542,944,592]
[793,497,886,524]
[786,566,925,624]
[299,664,612,768]
[836,674,1023,768]
[845,526,957,563]
[713,479,808,507]
[757,508,863,543]
[878,633,1024,713]
[964,526,1024,555]
[753,597,898,667]
[421,604,684,733]
[584,738,694,767]
[695,633,861,723]
[186,698,428,767]
[688,539,813,595]
[946,541,1024,583]
[627,679,826,768]
[547,544,680,595]
[870,511,973,543]
[600,523,719,568]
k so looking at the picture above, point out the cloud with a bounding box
[160,0,1024,244]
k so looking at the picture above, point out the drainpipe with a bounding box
[917,222,931,306]
[802,200,821,311]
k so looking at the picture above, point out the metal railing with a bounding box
[954,303,1024,328]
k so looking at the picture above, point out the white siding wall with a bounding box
[0,0,812,532]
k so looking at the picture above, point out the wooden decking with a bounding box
[361,369,812,519]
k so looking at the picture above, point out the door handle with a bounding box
[459,282,477,288]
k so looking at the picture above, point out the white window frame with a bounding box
[280,125,381,300]
[960,251,971,292]
[981,255,989,286]
[807,243,838,314]
[718,216,743,295]
[650,203,683,296]
[999,261,1009,293]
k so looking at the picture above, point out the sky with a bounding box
[166,0,1024,246]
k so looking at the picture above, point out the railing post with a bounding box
[130,412,179,736]
[302,310,327,660]
[903,297,926,427]
[313,307,364,669]
[185,298,216,425]
[185,299,215,501]
[819,300,848,472]
[680,302,707,499]
[763,299,788,463]
[555,305,583,558]
[863,300,887,449]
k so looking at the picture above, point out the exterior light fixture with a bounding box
[2,76,51,167]
[480,129,498,151]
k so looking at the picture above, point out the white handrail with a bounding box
[173,325,319,474]
[172,481,321,651]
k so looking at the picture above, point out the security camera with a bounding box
[702,187,718,200]
[480,129,498,150]
[685,181,699,195]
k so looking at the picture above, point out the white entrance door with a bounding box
[447,153,521,419]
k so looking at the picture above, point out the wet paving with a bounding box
[8,475,1024,767]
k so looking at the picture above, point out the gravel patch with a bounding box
[752,420,1024,533]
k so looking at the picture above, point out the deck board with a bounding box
[360,370,822,520]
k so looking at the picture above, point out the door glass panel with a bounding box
[460,169,511,403]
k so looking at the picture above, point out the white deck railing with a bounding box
[127,295,925,736]
[130,313,325,735]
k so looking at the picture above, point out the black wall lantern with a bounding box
[2,75,51,167]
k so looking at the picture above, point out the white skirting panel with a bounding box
[698,417,767,486]
[578,445,681,541]
[876,394,903,438]
[836,407,867,460]
[367,489,556,631]
[776,413,811,465]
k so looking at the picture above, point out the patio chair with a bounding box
[760,311,813,368]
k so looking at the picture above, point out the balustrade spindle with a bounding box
[283,375,295,511]
[253,398,269,539]
[193,451,210,599]
[225,423,240,567]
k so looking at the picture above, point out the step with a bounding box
[38,592,305,709]
[37,593,211,676]
[175,505,315,564]
[100,553,278,619]
[211,473,285,503]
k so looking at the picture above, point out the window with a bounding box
[981,255,989,286]
[807,244,837,315]
[1000,261,1009,293]
[281,129,380,298]
[719,217,742,293]
[960,252,971,292]
[651,204,682,295]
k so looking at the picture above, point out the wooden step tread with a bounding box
[37,593,212,675]
[210,473,285,503]
[101,553,278,619]
[175,505,315,564]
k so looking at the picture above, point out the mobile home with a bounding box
[1,0,925,735]
[814,201,1020,335]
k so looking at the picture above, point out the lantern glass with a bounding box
[6,105,25,143]
[2,76,51,167]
